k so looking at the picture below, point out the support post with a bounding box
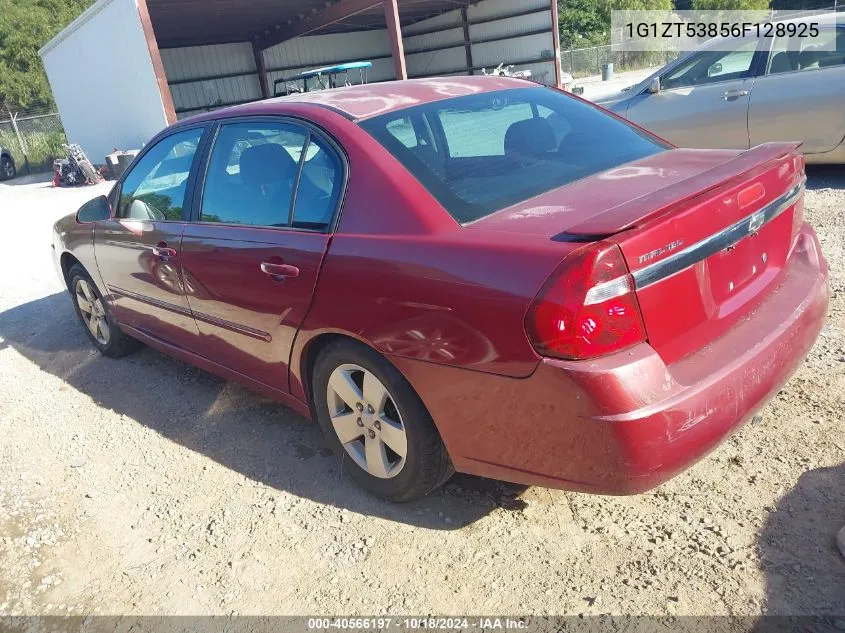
[9,113,27,155]
[384,0,408,80]
[461,7,474,75]
[550,0,563,88]
[253,40,270,99]
[136,0,177,125]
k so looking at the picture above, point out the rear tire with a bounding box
[313,340,453,502]
[68,264,141,358]
[1,156,15,181]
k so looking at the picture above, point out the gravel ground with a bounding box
[0,169,842,617]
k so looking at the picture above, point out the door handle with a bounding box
[152,245,177,258]
[722,90,749,99]
[261,262,300,281]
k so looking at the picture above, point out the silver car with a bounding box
[598,17,845,163]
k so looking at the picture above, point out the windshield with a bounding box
[360,87,668,224]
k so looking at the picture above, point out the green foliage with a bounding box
[0,128,66,169]
[0,0,94,110]
[690,0,770,9]
[558,0,675,49]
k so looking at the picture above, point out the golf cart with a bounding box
[273,61,373,97]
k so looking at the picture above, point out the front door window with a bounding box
[117,128,203,221]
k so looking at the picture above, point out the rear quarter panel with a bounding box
[284,106,576,402]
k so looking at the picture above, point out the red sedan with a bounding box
[52,77,828,502]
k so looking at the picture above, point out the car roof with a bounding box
[182,76,534,124]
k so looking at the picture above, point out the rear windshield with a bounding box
[360,87,669,223]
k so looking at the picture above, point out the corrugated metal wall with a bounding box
[265,31,395,90]
[404,0,556,84]
[163,0,557,119]
[163,43,263,119]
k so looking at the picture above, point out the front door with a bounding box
[625,38,760,149]
[94,127,206,347]
[180,119,345,391]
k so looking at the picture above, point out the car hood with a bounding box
[594,89,632,106]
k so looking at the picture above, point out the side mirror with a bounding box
[76,195,110,223]
[708,62,723,77]
[647,77,661,94]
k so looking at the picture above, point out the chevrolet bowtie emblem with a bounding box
[748,210,766,234]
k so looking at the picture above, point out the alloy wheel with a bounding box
[75,279,110,345]
[326,363,408,479]
[2,159,13,179]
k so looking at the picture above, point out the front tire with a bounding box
[313,340,453,502]
[68,264,141,358]
[0,156,15,181]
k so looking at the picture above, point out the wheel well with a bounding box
[301,333,355,411]
[60,252,82,289]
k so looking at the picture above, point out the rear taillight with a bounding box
[526,242,646,360]
[790,155,806,245]
[790,196,805,244]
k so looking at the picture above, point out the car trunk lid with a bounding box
[610,144,805,364]
[472,143,806,364]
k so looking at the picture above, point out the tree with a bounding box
[690,0,771,9]
[0,0,94,111]
[558,0,609,48]
[558,0,674,49]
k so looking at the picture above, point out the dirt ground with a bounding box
[0,169,842,618]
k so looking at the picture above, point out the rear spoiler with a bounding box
[562,142,802,238]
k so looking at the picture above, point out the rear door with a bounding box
[749,27,845,154]
[180,118,345,391]
[94,126,207,347]
[625,38,761,149]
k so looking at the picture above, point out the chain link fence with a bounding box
[560,3,844,79]
[0,106,67,176]
[561,44,682,79]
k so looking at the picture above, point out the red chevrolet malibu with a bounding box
[52,77,828,502]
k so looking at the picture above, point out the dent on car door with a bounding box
[749,28,845,154]
[180,119,344,392]
[94,127,206,346]
[625,39,759,149]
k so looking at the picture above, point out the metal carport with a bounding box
[41,0,563,161]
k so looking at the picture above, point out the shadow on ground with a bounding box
[0,292,527,530]
[758,464,845,620]
[0,171,53,188]
[805,164,845,191]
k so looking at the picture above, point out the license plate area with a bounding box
[704,211,792,316]
[708,232,771,303]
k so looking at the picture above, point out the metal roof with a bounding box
[148,0,475,48]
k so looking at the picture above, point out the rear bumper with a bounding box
[393,225,829,494]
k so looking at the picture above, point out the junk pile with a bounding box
[52,143,100,187]
[105,149,139,180]
[481,62,577,92]
[482,63,534,80]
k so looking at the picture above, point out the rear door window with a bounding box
[360,87,668,224]
[200,121,344,231]
[766,27,845,75]
[291,134,344,231]
[201,122,308,227]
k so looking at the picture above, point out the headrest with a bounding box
[504,118,557,158]
[770,51,796,74]
[240,143,297,186]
